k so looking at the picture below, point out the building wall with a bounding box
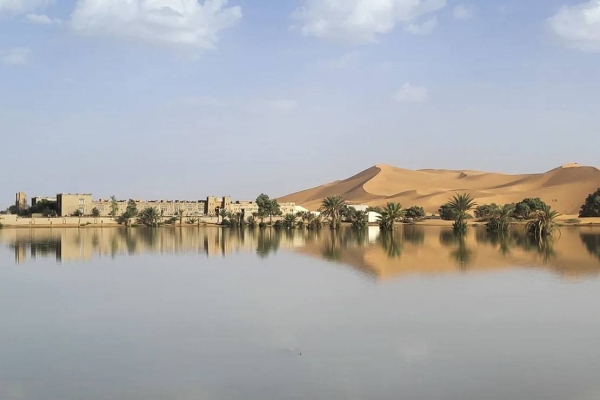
[32,196,57,207]
[15,192,27,210]
[57,194,93,217]
[280,202,296,215]
[205,196,232,216]
[92,200,206,217]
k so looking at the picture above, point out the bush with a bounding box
[514,198,547,219]
[91,207,100,217]
[474,204,499,220]
[71,210,83,217]
[565,218,581,224]
[438,204,457,221]
[404,206,426,221]
[579,188,600,217]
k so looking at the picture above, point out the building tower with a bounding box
[15,192,27,211]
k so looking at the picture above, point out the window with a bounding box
[79,198,85,205]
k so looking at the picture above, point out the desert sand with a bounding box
[279,163,600,215]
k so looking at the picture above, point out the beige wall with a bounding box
[57,194,93,217]
[92,200,206,217]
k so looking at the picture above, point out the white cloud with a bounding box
[549,0,600,52]
[404,16,437,35]
[70,0,242,55]
[453,4,476,20]
[325,51,360,69]
[0,0,49,14]
[268,99,298,112]
[1,47,31,65]
[292,0,446,44]
[393,83,428,103]
[25,13,60,24]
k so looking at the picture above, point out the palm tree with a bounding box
[377,202,404,231]
[218,208,227,225]
[486,204,515,234]
[348,208,368,230]
[307,213,323,230]
[176,208,185,226]
[526,204,560,240]
[283,213,297,229]
[320,196,346,230]
[137,207,161,227]
[446,193,477,233]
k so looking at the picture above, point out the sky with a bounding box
[1,0,599,205]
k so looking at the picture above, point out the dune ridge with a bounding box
[278,163,600,214]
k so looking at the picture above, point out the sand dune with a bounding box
[279,163,600,214]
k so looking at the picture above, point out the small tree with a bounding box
[282,213,297,229]
[526,204,560,240]
[137,207,161,227]
[320,196,346,230]
[71,209,83,217]
[404,206,426,221]
[256,194,282,225]
[474,204,500,220]
[579,188,600,217]
[109,196,119,218]
[486,204,515,234]
[446,193,477,233]
[438,204,457,221]
[514,198,547,220]
[348,208,368,230]
[119,199,138,227]
[377,202,404,231]
[91,207,100,218]
[176,209,185,226]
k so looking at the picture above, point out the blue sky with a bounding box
[1,0,599,204]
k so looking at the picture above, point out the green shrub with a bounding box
[579,188,600,217]
[438,204,457,221]
[566,218,581,224]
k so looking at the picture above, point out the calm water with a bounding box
[1,226,600,400]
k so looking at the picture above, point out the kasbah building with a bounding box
[16,192,300,218]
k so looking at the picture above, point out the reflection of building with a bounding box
[1,227,298,263]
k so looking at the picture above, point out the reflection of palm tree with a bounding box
[440,230,472,269]
[322,231,342,262]
[512,229,557,265]
[403,225,425,246]
[378,232,402,259]
[451,235,472,270]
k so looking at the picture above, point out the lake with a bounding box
[1,225,600,400]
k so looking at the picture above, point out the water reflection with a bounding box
[580,231,600,261]
[1,225,600,279]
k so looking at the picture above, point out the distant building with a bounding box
[15,192,27,211]
[57,194,93,217]
[32,196,57,207]
[23,191,295,219]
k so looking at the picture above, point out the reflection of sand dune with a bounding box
[1,226,600,281]
[296,226,600,281]
[278,163,600,214]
